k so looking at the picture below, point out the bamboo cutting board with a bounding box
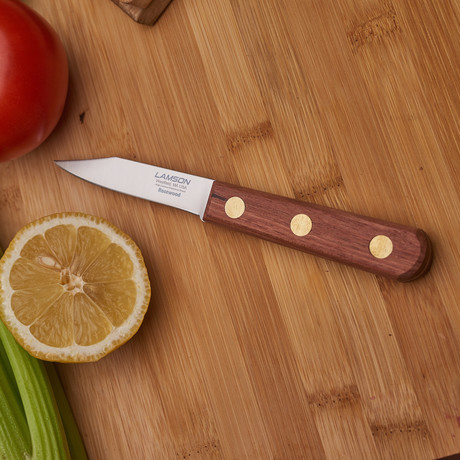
[1,1,460,458]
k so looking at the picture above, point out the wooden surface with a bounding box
[1,0,459,458]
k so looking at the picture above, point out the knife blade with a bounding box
[55,157,432,282]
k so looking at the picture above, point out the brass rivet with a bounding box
[369,235,393,259]
[290,214,312,237]
[225,196,245,219]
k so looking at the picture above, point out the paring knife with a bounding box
[55,157,432,281]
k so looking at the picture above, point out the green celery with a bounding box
[0,246,87,459]
[45,363,88,460]
[0,320,70,459]
[0,336,32,458]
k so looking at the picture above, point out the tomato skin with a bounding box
[0,0,69,162]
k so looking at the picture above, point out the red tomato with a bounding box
[0,0,68,162]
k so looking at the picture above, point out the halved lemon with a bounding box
[0,213,151,363]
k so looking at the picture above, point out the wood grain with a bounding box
[1,0,459,458]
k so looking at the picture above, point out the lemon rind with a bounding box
[0,213,151,363]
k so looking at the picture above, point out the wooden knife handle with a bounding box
[202,181,432,281]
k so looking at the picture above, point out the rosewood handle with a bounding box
[202,181,432,281]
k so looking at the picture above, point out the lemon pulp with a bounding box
[0,213,151,362]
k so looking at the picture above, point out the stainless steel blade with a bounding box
[55,157,214,218]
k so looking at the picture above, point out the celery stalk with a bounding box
[45,363,88,460]
[0,249,31,458]
[0,246,87,459]
[0,320,70,459]
[0,338,32,458]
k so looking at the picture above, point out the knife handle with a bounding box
[202,181,432,281]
